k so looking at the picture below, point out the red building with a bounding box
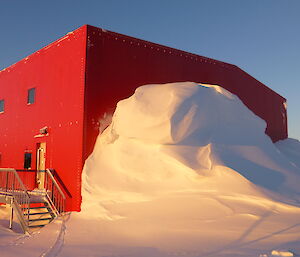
[0,25,288,211]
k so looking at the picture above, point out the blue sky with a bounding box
[1,0,299,140]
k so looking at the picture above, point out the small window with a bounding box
[0,99,4,113]
[27,88,35,104]
[24,152,32,169]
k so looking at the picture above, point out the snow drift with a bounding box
[2,82,299,257]
[76,82,300,256]
[82,82,300,209]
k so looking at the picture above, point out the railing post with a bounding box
[5,171,9,192]
[51,178,54,201]
[12,174,15,194]
[9,198,13,229]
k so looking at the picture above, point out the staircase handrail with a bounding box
[49,169,72,198]
[46,169,66,200]
[0,168,30,233]
[0,168,30,197]
[45,169,66,214]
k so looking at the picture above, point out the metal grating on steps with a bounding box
[0,168,66,233]
[23,201,55,229]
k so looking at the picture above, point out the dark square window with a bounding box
[24,152,32,169]
[27,88,35,104]
[0,99,4,113]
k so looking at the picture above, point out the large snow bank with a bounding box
[82,82,300,211]
[2,82,299,257]
[113,82,264,145]
[73,82,300,256]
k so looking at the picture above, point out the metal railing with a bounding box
[0,167,67,232]
[0,168,30,232]
[44,169,66,215]
[15,169,37,191]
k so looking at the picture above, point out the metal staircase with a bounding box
[23,201,55,229]
[0,168,66,233]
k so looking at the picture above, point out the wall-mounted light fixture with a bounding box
[39,126,48,135]
[34,126,49,138]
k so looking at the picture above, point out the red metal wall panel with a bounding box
[84,25,287,162]
[0,26,87,211]
[0,24,288,212]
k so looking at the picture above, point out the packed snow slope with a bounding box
[2,82,300,257]
[74,82,300,256]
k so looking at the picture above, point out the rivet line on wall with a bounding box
[97,30,234,70]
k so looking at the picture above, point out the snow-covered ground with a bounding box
[1,82,300,257]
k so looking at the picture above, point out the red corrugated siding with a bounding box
[0,26,87,211]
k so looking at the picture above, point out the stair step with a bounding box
[21,206,47,210]
[28,224,46,228]
[22,206,47,211]
[24,212,50,215]
[30,206,47,209]
[29,217,52,222]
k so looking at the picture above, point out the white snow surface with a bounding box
[1,82,300,257]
